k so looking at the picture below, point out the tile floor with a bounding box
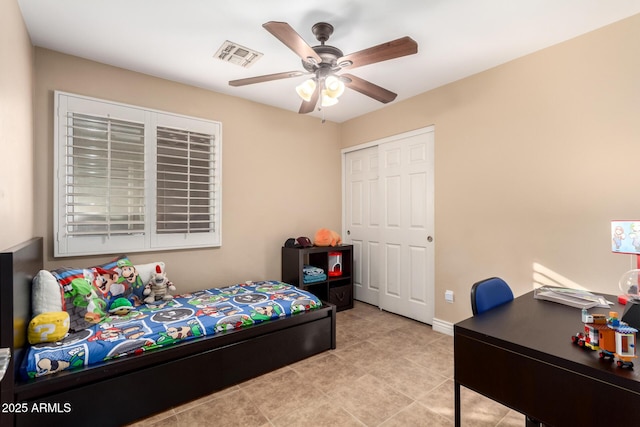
[129,301,525,426]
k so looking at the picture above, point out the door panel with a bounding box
[384,243,402,297]
[409,245,427,303]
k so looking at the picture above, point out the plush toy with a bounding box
[314,228,342,247]
[108,297,134,316]
[143,264,176,304]
[28,312,70,344]
[69,278,107,324]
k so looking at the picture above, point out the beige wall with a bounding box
[33,49,342,292]
[0,0,35,250]
[341,14,640,323]
[9,0,640,325]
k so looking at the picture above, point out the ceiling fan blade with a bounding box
[263,21,322,64]
[339,36,418,70]
[298,85,320,114]
[229,70,307,87]
[341,73,397,104]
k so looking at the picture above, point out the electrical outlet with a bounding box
[445,290,454,303]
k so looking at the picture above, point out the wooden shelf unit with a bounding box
[282,245,353,311]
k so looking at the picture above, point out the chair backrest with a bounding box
[471,277,514,315]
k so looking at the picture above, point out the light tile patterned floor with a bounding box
[129,301,525,426]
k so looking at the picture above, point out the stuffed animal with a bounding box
[143,264,176,304]
[69,278,107,324]
[108,297,134,316]
[28,312,70,344]
[314,228,342,247]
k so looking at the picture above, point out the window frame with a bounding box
[54,91,222,257]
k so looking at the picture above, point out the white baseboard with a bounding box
[432,317,454,336]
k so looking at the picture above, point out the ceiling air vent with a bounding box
[215,40,263,68]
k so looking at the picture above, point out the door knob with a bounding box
[347,230,351,235]
[427,235,433,242]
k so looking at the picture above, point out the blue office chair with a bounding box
[470,277,514,315]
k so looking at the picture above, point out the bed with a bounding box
[0,238,336,426]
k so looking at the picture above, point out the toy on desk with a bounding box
[571,309,637,368]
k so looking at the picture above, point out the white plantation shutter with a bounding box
[55,92,221,257]
[64,113,146,237]
[156,127,215,233]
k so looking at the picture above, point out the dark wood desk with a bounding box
[454,291,640,426]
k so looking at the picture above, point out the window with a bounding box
[54,92,221,257]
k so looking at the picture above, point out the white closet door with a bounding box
[377,129,434,324]
[344,146,380,305]
[343,127,434,324]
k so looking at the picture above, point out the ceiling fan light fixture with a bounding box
[321,90,339,107]
[295,78,317,102]
[324,75,345,99]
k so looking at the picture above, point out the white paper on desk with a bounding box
[534,286,611,309]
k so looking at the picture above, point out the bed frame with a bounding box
[0,238,336,426]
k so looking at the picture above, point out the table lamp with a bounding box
[611,220,640,329]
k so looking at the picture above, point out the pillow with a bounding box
[112,260,165,305]
[39,257,166,332]
[49,255,128,331]
[50,267,108,332]
[92,256,130,299]
[28,312,70,344]
[87,259,164,308]
[112,257,143,303]
[89,255,153,306]
[32,270,64,315]
[135,262,166,287]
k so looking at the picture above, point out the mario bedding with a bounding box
[21,281,322,379]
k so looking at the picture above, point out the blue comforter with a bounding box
[22,281,322,379]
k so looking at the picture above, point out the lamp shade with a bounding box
[321,90,339,107]
[295,79,316,102]
[324,75,345,98]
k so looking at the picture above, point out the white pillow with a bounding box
[32,270,63,315]
[135,262,165,286]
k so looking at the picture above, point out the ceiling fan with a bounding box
[229,21,418,114]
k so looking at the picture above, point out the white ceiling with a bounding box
[17,0,640,123]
